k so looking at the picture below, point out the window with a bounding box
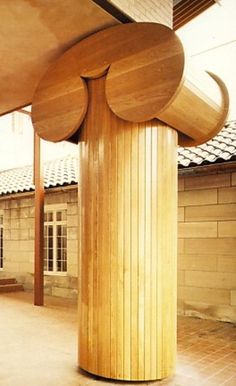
[0,213,3,270]
[44,205,67,274]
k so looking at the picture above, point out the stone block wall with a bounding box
[1,167,236,321]
[107,0,173,27]
[178,170,236,322]
[0,186,78,299]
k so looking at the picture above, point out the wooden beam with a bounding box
[173,0,215,30]
[34,132,44,306]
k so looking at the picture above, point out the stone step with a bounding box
[0,283,24,293]
[0,277,17,285]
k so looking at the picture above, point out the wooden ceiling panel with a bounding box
[173,0,215,30]
[0,0,119,116]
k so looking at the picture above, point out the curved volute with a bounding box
[32,22,228,147]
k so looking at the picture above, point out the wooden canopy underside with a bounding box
[0,0,119,116]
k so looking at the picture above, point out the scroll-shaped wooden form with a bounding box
[32,23,228,146]
[31,23,229,381]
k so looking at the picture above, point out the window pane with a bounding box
[0,221,3,268]
[48,226,53,237]
[61,210,66,221]
[57,225,61,236]
[47,212,53,222]
[44,208,67,273]
[56,224,67,272]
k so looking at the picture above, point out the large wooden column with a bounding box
[78,76,177,380]
[31,22,228,382]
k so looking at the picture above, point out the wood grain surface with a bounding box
[31,22,228,146]
[78,76,177,381]
[31,23,185,142]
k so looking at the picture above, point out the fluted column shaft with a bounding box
[78,76,177,381]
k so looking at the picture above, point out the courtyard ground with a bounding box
[0,292,235,386]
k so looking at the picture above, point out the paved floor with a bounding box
[0,292,235,386]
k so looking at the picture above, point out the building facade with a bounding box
[0,122,236,322]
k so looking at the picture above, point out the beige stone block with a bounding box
[20,218,34,229]
[3,218,10,229]
[178,177,184,192]
[9,199,20,209]
[67,251,78,262]
[20,228,30,240]
[69,276,78,288]
[29,228,35,240]
[67,263,78,276]
[4,240,20,252]
[179,189,217,207]
[185,270,236,290]
[177,298,184,314]
[20,207,30,218]
[178,285,230,305]
[52,286,77,299]
[178,238,184,254]
[20,262,33,274]
[68,190,78,203]
[67,215,78,227]
[186,204,236,221]
[185,173,230,191]
[52,275,69,289]
[4,229,10,240]
[19,197,33,207]
[10,208,20,218]
[19,240,34,252]
[185,238,236,255]
[29,206,35,218]
[3,209,10,218]
[178,207,184,222]
[177,270,185,285]
[4,261,20,272]
[10,218,20,229]
[232,172,236,186]
[67,227,78,240]
[67,203,78,215]
[11,229,20,240]
[218,256,236,273]
[178,222,217,238]
[67,240,78,254]
[219,187,236,203]
[0,201,6,210]
[218,221,236,237]
[45,191,68,205]
[178,254,217,272]
[184,301,236,323]
[231,290,236,306]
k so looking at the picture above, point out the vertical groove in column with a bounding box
[78,76,177,381]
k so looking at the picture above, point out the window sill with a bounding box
[44,272,68,277]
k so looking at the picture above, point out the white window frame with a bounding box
[44,204,67,276]
[0,210,3,271]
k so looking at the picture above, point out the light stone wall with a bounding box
[107,0,173,27]
[0,187,78,299]
[178,170,236,323]
[1,166,236,321]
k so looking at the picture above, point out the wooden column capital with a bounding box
[31,22,228,147]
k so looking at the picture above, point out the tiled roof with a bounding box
[0,156,78,196]
[0,121,235,196]
[178,121,236,168]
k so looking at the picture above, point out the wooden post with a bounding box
[78,76,177,380]
[31,22,229,381]
[34,132,44,306]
